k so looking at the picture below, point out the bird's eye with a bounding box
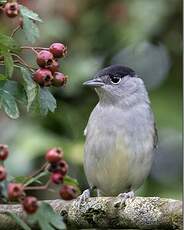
[110,76,121,84]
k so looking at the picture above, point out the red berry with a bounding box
[8,183,23,201]
[33,69,53,87]
[22,196,38,214]
[59,185,77,200]
[47,59,59,74]
[36,50,54,68]
[4,2,20,18]
[58,160,68,176]
[0,166,7,181]
[51,172,64,184]
[49,43,67,58]
[45,148,63,163]
[52,72,67,87]
[0,144,9,161]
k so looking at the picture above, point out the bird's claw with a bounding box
[114,191,135,208]
[75,189,91,209]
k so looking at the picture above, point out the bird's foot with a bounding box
[75,189,91,209]
[114,191,135,208]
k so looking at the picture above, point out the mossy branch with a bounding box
[0,196,182,229]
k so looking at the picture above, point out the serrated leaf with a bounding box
[28,202,66,230]
[20,5,43,22]
[39,87,56,115]
[6,212,31,230]
[4,52,14,78]
[0,89,19,119]
[20,67,37,111]
[0,33,20,53]
[22,17,40,43]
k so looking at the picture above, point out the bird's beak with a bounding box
[83,78,104,87]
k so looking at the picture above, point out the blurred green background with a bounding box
[0,0,182,200]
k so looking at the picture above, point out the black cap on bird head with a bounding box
[83,64,136,87]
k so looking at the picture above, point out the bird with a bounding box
[79,64,157,205]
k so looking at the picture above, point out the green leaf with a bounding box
[28,202,66,230]
[3,80,18,96]
[13,176,30,184]
[22,17,40,43]
[20,5,43,22]
[6,212,31,230]
[1,80,27,106]
[4,52,14,78]
[64,175,80,187]
[0,89,19,119]
[64,175,81,194]
[20,5,42,44]
[0,74,7,81]
[20,67,37,111]
[24,171,49,187]
[0,33,20,53]
[14,175,42,186]
[39,87,57,115]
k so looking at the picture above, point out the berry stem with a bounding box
[10,25,21,38]
[21,46,49,52]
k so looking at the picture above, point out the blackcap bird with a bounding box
[79,64,157,204]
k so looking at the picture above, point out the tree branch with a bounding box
[0,197,182,229]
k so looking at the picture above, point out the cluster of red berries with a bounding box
[33,43,68,87]
[46,148,77,200]
[0,145,77,214]
[0,1,20,18]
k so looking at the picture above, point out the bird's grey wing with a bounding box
[153,122,158,149]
